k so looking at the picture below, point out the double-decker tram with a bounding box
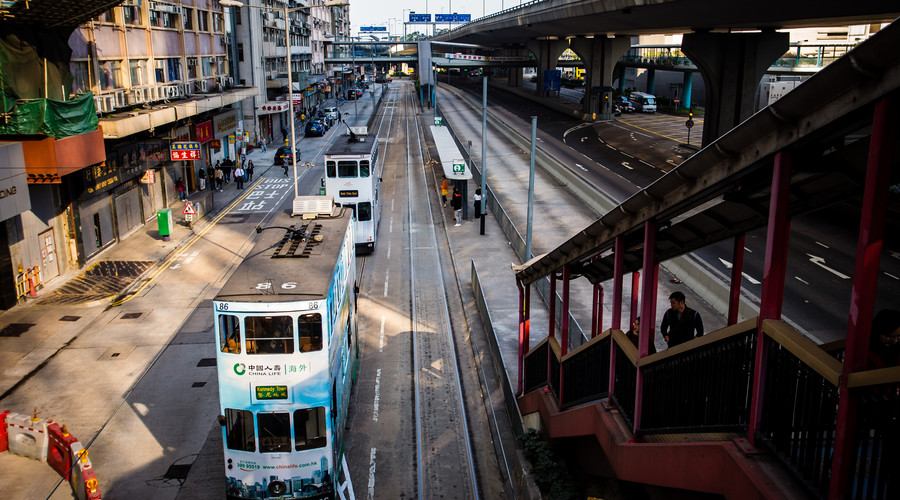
[214,196,358,500]
[323,128,380,253]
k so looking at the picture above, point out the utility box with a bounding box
[157,209,173,241]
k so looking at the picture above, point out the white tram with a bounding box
[214,197,358,500]
[323,129,380,253]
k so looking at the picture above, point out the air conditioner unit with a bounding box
[166,85,179,99]
[147,85,160,101]
[217,76,227,89]
[197,80,208,93]
[101,95,116,112]
[125,91,140,106]
[93,95,102,112]
[114,90,126,108]
[183,82,193,96]
[264,12,273,22]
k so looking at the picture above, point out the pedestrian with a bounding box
[283,162,289,177]
[625,317,657,355]
[233,164,245,190]
[222,159,232,185]
[868,309,900,369]
[660,291,704,348]
[260,137,267,152]
[440,176,449,207]
[198,165,206,191]
[214,165,224,192]
[207,164,216,191]
[473,188,483,216]
[247,160,254,181]
[450,187,463,226]
[176,178,186,200]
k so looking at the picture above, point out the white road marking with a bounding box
[621,152,634,159]
[717,258,761,284]
[744,247,753,253]
[606,144,616,149]
[891,251,900,260]
[575,163,588,172]
[622,162,632,169]
[379,316,385,352]
[367,447,377,500]
[389,217,393,233]
[884,272,899,280]
[806,254,850,279]
[387,242,391,260]
[170,263,182,270]
[391,199,395,211]
[383,269,389,297]
[372,368,381,421]
[795,276,809,284]
[666,159,679,166]
[815,241,830,248]
[580,137,587,142]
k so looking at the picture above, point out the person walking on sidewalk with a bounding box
[451,187,463,226]
[246,160,254,181]
[440,176,449,207]
[207,164,216,191]
[214,165,224,192]
[473,188,483,217]
[198,165,206,191]
[233,165,245,190]
[176,178,186,200]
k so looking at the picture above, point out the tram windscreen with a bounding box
[360,160,370,177]
[357,202,372,222]
[298,313,323,352]
[258,412,292,453]
[245,316,294,354]
[338,160,358,177]
[218,314,241,353]
[326,160,336,177]
[294,407,327,451]
[225,408,256,452]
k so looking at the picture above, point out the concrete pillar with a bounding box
[682,71,693,109]
[570,36,631,120]
[617,65,626,93]
[646,68,656,94]
[682,31,788,146]
[507,48,524,87]
[525,39,569,98]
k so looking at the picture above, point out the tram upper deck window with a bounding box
[294,407,327,451]
[245,315,294,354]
[218,314,241,353]
[326,160,336,178]
[360,160,370,177]
[357,202,372,222]
[224,408,255,452]
[297,313,323,352]
[338,160,357,178]
[257,412,291,453]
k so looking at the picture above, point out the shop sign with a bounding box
[209,139,221,149]
[213,110,239,137]
[170,142,201,161]
[140,169,156,184]
[194,120,213,144]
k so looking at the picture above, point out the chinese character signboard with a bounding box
[194,120,213,144]
[170,142,201,161]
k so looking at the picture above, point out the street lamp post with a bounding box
[219,0,349,200]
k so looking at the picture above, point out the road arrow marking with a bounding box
[806,254,850,279]
[622,162,632,169]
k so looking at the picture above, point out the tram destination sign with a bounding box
[170,142,201,161]
[255,385,289,400]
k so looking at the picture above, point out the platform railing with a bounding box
[523,338,550,395]
[560,332,610,409]
[549,340,561,399]
[610,332,637,430]
[846,367,900,499]
[756,319,843,498]
[638,318,757,435]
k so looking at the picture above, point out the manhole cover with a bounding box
[221,214,249,224]
[192,382,207,387]
[164,463,192,481]
[197,358,217,367]
[0,323,35,337]
[121,312,143,320]
[59,316,81,322]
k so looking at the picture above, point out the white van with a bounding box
[629,92,657,113]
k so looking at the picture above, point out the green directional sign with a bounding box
[452,161,466,174]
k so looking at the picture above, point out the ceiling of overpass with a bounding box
[0,0,123,29]
[437,0,900,46]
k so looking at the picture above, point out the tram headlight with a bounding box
[268,480,287,496]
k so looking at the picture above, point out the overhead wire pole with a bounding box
[480,75,487,235]
[525,116,536,259]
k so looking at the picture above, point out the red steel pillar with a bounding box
[548,272,557,339]
[517,280,526,395]
[630,271,640,327]
[561,265,570,356]
[830,97,896,499]
[633,220,658,436]
[727,233,746,325]
[609,236,625,394]
[747,151,793,444]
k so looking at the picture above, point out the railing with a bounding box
[639,319,757,434]
[560,332,610,409]
[846,369,900,500]
[611,332,637,430]
[756,320,843,498]
[523,338,550,395]
[549,339,561,400]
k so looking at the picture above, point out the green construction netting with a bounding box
[0,25,98,138]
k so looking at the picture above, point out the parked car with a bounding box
[323,106,339,121]
[347,88,363,100]
[305,120,326,137]
[274,146,299,166]
[617,96,635,113]
[613,105,622,117]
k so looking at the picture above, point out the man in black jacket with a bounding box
[660,291,704,348]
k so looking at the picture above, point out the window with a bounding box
[100,8,115,23]
[213,13,224,32]
[182,8,193,30]
[326,160,336,178]
[166,58,181,82]
[71,61,94,94]
[198,10,209,32]
[218,314,241,354]
[237,43,244,63]
[257,412,291,453]
[123,6,141,25]
[129,60,146,87]
[245,315,293,354]
[360,160,370,178]
[338,160,357,178]
[202,56,214,77]
[294,407,327,451]
[187,57,198,79]
[357,202,372,222]
[297,313,323,352]
[99,60,123,90]
[224,409,255,452]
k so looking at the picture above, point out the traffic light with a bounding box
[689,111,693,118]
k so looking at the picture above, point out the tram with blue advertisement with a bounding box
[213,196,358,500]
[323,128,380,253]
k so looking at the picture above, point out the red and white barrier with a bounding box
[69,442,102,500]
[6,411,50,461]
[48,423,78,479]
[0,410,9,452]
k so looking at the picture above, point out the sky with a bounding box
[348,0,528,38]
